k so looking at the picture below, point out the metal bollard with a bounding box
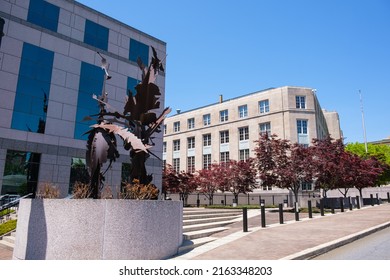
[279,203,284,224]
[370,194,374,206]
[308,200,313,218]
[320,199,325,216]
[376,193,380,205]
[243,207,248,232]
[388,192,390,203]
[331,199,335,214]
[261,204,266,228]
[295,202,299,221]
[349,196,353,211]
[339,197,344,212]
[356,196,361,209]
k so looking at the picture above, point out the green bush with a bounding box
[0,209,15,217]
[0,219,17,236]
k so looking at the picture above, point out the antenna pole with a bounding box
[359,90,368,154]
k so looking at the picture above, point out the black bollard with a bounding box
[261,204,266,228]
[243,207,248,232]
[349,196,353,211]
[279,203,284,224]
[295,202,299,221]
[339,197,344,212]
[197,193,200,207]
[370,194,374,206]
[388,192,390,203]
[376,193,380,205]
[331,199,335,214]
[356,196,361,209]
[320,199,325,216]
[308,200,313,219]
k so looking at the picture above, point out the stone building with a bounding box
[0,0,166,196]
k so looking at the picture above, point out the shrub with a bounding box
[0,219,17,236]
[36,183,60,199]
[120,180,159,200]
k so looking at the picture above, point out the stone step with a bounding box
[183,227,227,240]
[177,237,217,254]
[183,215,242,226]
[0,239,14,251]
[183,220,237,233]
[183,209,242,215]
[183,212,242,220]
[3,235,15,244]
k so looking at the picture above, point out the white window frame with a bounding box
[259,99,270,114]
[238,105,248,118]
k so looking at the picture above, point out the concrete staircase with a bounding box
[178,208,243,254]
[0,231,16,251]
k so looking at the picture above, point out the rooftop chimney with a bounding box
[219,94,223,103]
[176,109,181,114]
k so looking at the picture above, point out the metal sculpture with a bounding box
[85,48,170,198]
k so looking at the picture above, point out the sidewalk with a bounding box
[173,203,390,260]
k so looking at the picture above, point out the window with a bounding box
[259,99,270,114]
[297,120,308,135]
[129,38,149,66]
[0,17,4,47]
[84,19,109,51]
[2,150,41,195]
[174,121,180,132]
[220,152,230,163]
[27,0,59,32]
[220,109,228,122]
[239,127,249,141]
[127,77,139,96]
[74,62,104,140]
[187,156,195,173]
[163,142,167,153]
[187,137,195,149]
[188,118,195,129]
[259,122,271,136]
[238,105,248,118]
[220,130,229,144]
[12,43,54,134]
[121,162,131,184]
[301,182,312,191]
[203,154,211,170]
[263,185,273,191]
[203,134,211,147]
[163,125,167,134]
[239,149,250,162]
[173,140,180,151]
[173,158,180,173]
[203,114,211,126]
[296,96,306,109]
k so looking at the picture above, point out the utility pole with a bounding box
[359,90,368,154]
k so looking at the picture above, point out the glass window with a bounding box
[174,121,180,132]
[127,77,139,96]
[187,137,195,149]
[27,0,60,32]
[220,130,229,144]
[301,182,312,191]
[84,19,109,51]
[296,96,306,109]
[163,142,167,153]
[69,158,89,193]
[188,118,195,129]
[187,156,195,173]
[239,127,249,141]
[239,149,250,162]
[163,124,167,134]
[74,62,104,140]
[220,109,228,122]
[203,114,211,126]
[203,154,211,170]
[297,119,308,135]
[12,43,54,134]
[238,105,248,118]
[1,150,41,196]
[121,163,131,183]
[129,38,149,66]
[220,152,230,163]
[259,99,270,114]
[203,134,211,147]
[259,122,271,136]
[173,140,180,151]
[0,17,5,47]
[173,158,180,173]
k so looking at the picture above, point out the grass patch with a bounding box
[0,209,15,217]
[0,219,17,236]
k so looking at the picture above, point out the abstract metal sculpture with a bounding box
[85,48,170,198]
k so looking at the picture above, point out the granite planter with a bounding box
[13,199,183,260]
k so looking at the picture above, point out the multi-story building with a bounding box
[0,0,166,196]
[163,86,342,179]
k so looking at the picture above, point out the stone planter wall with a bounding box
[13,199,183,260]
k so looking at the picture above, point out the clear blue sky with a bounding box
[77,0,390,144]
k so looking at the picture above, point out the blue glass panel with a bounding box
[127,77,140,96]
[74,62,104,140]
[12,43,54,134]
[84,19,109,51]
[129,39,149,66]
[27,0,59,32]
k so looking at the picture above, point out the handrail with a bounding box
[0,193,33,214]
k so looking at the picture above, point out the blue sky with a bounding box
[77,0,390,143]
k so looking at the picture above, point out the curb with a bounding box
[280,220,390,260]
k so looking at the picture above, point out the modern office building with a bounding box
[163,86,342,190]
[0,0,166,196]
